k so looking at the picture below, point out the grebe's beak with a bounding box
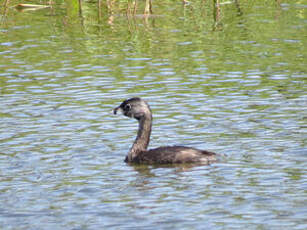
[113,106,123,115]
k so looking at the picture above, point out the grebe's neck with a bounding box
[128,113,152,161]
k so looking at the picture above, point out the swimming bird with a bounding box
[113,97,217,164]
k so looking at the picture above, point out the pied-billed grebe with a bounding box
[113,97,217,164]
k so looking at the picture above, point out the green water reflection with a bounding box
[1,0,306,76]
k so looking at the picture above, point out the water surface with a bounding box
[0,0,306,229]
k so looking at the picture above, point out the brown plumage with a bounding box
[113,97,217,164]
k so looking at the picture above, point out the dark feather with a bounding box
[126,146,216,164]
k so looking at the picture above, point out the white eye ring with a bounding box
[124,104,131,110]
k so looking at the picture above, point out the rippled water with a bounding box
[0,0,306,229]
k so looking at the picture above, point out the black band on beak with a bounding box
[113,107,119,115]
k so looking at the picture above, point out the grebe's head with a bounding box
[113,97,151,120]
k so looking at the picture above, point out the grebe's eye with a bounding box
[124,104,131,111]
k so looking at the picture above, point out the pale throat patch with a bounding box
[116,107,124,115]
